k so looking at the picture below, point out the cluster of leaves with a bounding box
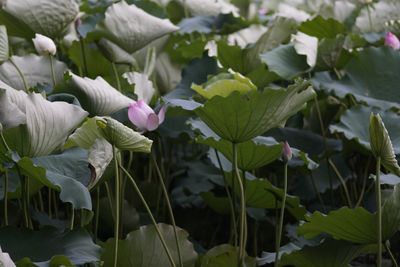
[1,0,400,266]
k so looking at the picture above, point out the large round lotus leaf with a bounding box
[0,227,101,266]
[195,79,315,143]
[96,1,179,53]
[313,47,400,109]
[101,223,198,267]
[3,0,78,38]
[330,106,400,154]
[200,244,255,267]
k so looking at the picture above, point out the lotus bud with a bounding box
[128,100,166,132]
[384,32,400,50]
[0,247,16,267]
[282,141,292,163]
[32,33,57,56]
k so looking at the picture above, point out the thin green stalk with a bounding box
[328,159,353,207]
[49,55,56,88]
[94,187,100,242]
[52,189,58,219]
[48,188,52,218]
[274,163,288,267]
[80,38,89,76]
[385,241,399,267]
[376,157,382,267]
[111,62,121,91]
[69,203,75,230]
[38,190,44,212]
[20,175,29,228]
[119,165,177,267]
[356,156,372,207]
[10,58,29,92]
[3,170,8,225]
[105,181,115,222]
[309,172,326,213]
[152,151,183,267]
[112,146,121,267]
[366,4,373,32]
[232,143,246,267]
[215,149,237,246]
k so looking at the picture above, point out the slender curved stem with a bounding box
[356,156,372,207]
[366,4,373,32]
[274,163,288,267]
[112,147,121,267]
[385,241,399,267]
[111,62,121,91]
[119,164,176,267]
[3,170,8,225]
[20,175,29,228]
[328,159,353,207]
[80,38,89,76]
[94,187,100,242]
[152,151,183,267]
[376,157,382,267]
[49,55,56,88]
[10,58,29,92]
[69,203,75,230]
[232,143,246,267]
[215,149,237,246]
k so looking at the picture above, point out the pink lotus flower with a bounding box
[128,100,166,132]
[384,32,400,50]
[282,141,292,163]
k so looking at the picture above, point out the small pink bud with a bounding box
[384,32,400,50]
[258,7,268,16]
[128,100,166,132]
[282,141,292,162]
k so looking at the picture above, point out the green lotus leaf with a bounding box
[279,239,371,267]
[330,106,400,154]
[101,223,198,267]
[97,38,137,66]
[0,227,100,265]
[298,16,347,39]
[0,54,67,91]
[191,70,256,99]
[1,92,88,157]
[96,117,153,153]
[175,0,239,17]
[65,73,134,116]
[369,113,400,176]
[195,79,315,143]
[0,88,26,130]
[313,47,400,109]
[95,1,179,53]
[3,0,78,38]
[292,31,318,68]
[200,244,255,267]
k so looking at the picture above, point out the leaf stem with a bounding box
[69,203,75,230]
[328,159,353,207]
[385,241,399,267]
[119,164,177,267]
[94,186,100,242]
[151,151,183,267]
[3,169,8,225]
[80,37,89,76]
[274,162,288,267]
[232,143,246,267]
[376,156,382,267]
[10,58,29,92]
[49,55,56,89]
[113,146,120,267]
[111,62,121,91]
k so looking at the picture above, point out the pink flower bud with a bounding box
[128,100,166,132]
[384,32,400,50]
[32,34,57,56]
[282,141,292,162]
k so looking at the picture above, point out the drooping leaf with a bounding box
[200,244,255,267]
[260,44,310,80]
[298,16,347,39]
[3,0,79,38]
[0,25,9,62]
[123,71,155,104]
[101,224,198,267]
[65,117,102,150]
[313,47,400,109]
[16,149,92,210]
[2,93,88,157]
[96,117,153,153]
[330,106,400,154]
[176,0,239,17]
[191,70,256,99]
[65,73,133,116]
[87,139,113,190]
[97,38,138,66]
[370,113,400,176]
[279,239,370,267]
[95,1,179,53]
[195,79,315,143]
[0,54,67,91]
[0,227,101,266]
[297,207,377,244]
[0,88,26,130]
[292,32,318,68]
